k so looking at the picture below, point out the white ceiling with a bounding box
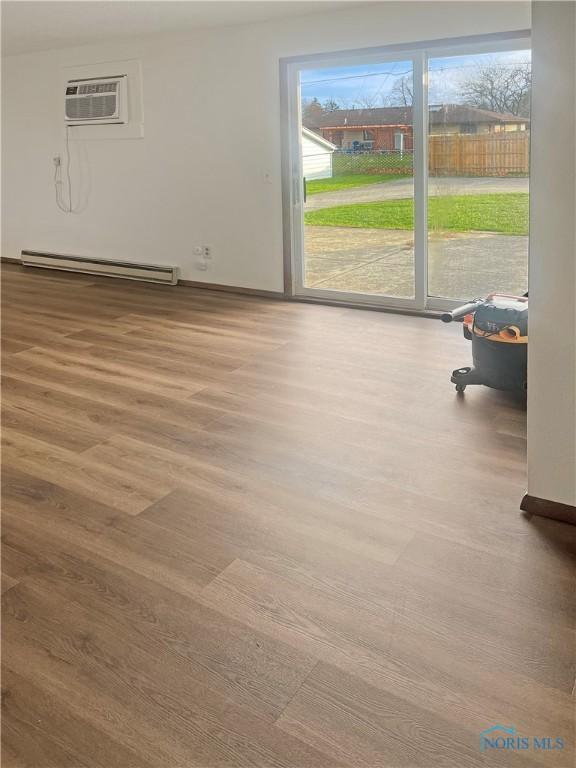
[1,0,362,56]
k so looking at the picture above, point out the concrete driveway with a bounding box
[305,176,529,211]
[304,226,528,299]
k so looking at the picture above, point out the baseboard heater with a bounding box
[20,250,179,285]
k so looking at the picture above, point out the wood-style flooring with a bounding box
[1,263,574,767]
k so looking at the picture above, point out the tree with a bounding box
[353,94,378,109]
[302,97,324,126]
[458,61,531,117]
[323,98,340,112]
[386,75,413,106]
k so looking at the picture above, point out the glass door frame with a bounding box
[281,32,530,312]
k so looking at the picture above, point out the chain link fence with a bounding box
[329,133,530,178]
[333,149,413,176]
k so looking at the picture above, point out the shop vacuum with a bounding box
[441,293,528,393]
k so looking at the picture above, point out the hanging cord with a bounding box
[54,159,67,212]
[54,125,74,213]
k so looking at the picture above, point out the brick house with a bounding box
[306,105,529,151]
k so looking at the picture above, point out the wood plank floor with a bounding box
[1,263,574,768]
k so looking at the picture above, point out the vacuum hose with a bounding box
[441,299,484,323]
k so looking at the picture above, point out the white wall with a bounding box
[2,2,530,291]
[527,1,576,507]
[302,132,333,180]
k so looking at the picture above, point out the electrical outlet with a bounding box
[195,261,208,271]
[53,155,62,167]
[193,245,211,258]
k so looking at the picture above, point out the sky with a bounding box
[300,49,531,109]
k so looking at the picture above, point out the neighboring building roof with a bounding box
[302,126,337,150]
[428,104,529,125]
[306,104,529,130]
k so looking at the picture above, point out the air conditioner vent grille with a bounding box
[65,95,117,120]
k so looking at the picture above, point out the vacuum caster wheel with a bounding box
[455,383,466,393]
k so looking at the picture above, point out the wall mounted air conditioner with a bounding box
[65,75,128,125]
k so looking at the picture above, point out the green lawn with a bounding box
[304,193,529,235]
[307,173,409,196]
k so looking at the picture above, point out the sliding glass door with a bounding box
[285,35,530,310]
[299,57,418,304]
[427,47,530,305]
